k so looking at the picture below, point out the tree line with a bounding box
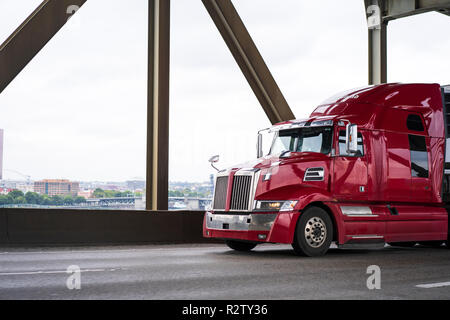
[0,187,209,206]
[168,188,211,198]
[0,188,143,206]
[92,188,139,198]
[0,190,87,206]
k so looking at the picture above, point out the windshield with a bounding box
[269,126,333,156]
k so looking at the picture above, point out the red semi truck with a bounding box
[203,83,450,256]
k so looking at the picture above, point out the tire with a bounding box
[292,207,333,257]
[388,242,416,248]
[225,240,257,252]
[418,241,445,248]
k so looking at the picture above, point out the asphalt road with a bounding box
[0,243,450,300]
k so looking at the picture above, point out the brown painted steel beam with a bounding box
[0,0,87,94]
[202,0,295,124]
[384,0,450,20]
[364,0,450,85]
[146,0,170,211]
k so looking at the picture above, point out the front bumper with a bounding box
[205,211,277,231]
[203,211,296,243]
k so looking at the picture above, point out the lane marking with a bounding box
[0,245,225,256]
[416,281,450,288]
[0,268,122,276]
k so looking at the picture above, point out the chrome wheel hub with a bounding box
[304,217,327,248]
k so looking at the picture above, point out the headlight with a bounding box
[280,201,298,211]
[254,200,298,212]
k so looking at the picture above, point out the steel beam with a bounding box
[365,0,388,85]
[367,21,387,85]
[364,0,450,85]
[385,0,450,20]
[146,0,170,211]
[202,0,295,124]
[0,0,87,94]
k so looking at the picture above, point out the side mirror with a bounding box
[208,155,220,171]
[346,124,358,154]
[208,155,219,163]
[257,133,263,158]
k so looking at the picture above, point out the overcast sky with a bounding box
[0,0,449,183]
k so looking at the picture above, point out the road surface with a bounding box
[0,243,449,299]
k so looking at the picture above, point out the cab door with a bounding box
[333,129,369,201]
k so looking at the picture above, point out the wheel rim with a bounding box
[304,217,327,248]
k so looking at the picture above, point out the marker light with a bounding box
[255,200,298,212]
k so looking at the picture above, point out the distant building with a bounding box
[15,182,34,194]
[34,179,79,197]
[126,180,145,191]
[96,184,120,191]
[0,129,3,180]
[77,190,93,199]
[209,174,215,195]
[0,187,13,195]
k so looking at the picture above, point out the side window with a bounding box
[338,130,364,156]
[406,114,425,132]
[408,135,428,178]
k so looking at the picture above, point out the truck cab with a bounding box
[203,83,450,256]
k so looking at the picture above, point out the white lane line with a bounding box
[0,268,122,276]
[0,245,224,256]
[416,281,450,288]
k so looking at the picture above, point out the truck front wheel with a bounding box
[225,240,257,252]
[292,207,333,257]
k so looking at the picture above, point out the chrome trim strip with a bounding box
[351,235,384,239]
[206,212,277,231]
[340,206,373,216]
[344,215,379,218]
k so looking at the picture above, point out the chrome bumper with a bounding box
[206,211,277,231]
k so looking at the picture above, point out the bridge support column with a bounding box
[146,0,170,210]
[365,0,387,85]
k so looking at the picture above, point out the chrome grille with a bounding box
[230,175,252,211]
[213,176,228,210]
